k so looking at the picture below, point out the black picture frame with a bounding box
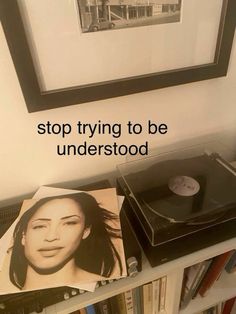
[0,0,235,113]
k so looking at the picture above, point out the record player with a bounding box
[117,143,236,267]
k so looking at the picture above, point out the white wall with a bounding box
[0,23,236,203]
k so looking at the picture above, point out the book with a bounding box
[69,309,86,314]
[198,250,234,297]
[225,250,236,273]
[95,299,112,314]
[180,259,212,308]
[159,276,167,312]
[86,304,97,314]
[109,296,120,314]
[132,286,142,314]
[192,259,213,299]
[222,297,236,314]
[110,293,127,314]
[203,306,218,314]
[142,282,153,314]
[124,289,134,314]
[152,278,160,314]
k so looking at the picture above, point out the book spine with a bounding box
[222,297,236,314]
[191,259,213,299]
[159,276,167,312]
[95,299,112,314]
[115,293,127,314]
[225,250,236,273]
[86,304,97,314]
[180,262,203,309]
[132,286,142,314]
[181,259,212,306]
[199,251,234,297]
[124,289,134,314]
[142,282,153,314]
[152,279,160,314]
[109,296,120,314]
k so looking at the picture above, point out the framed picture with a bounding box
[0,0,235,112]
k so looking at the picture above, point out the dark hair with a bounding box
[9,192,123,289]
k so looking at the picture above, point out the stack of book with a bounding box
[70,276,167,314]
[180,250,236,310]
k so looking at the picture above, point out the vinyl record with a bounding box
[139,175,205,222]
[136,154,236,223]
[168,176,200,197]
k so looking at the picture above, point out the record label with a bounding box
[168,176,200,197]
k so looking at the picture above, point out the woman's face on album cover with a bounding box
[21,198,91,271]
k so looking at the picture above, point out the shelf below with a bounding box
[180,271,236,314]
[41,236,236,314]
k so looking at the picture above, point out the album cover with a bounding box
[0,187,127,295]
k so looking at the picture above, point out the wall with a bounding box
[0,22,236,204]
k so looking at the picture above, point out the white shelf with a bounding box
[180,271,236,314]
[40,237,236,314]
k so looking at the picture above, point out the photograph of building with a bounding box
[77,0,182,32]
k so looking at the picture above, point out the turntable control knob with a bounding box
[0,303,5,310]
[127,257,138,277]
[100,280,107,286]
[127,256,138,268]
[63,292,70,300]
[71,289,78,296]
